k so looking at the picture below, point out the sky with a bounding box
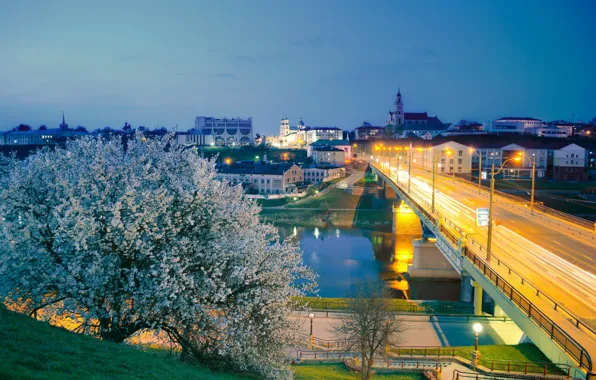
[0,0,595,134]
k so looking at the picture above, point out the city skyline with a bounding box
[1,0,595,134]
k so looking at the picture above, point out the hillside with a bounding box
[0,306,255,380]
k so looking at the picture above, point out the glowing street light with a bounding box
[486,154,522,261]
[308,312,315,348]
[472,322,483,370]
[224,158,232,165]
[473,322,483,351]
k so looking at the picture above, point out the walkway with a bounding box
[291,312,525,347]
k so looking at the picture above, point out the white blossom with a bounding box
[0,134,316,379]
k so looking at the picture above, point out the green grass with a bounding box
[260,209,393,229]
[286,189,391,210]
[0,306,256,380]
[295,297,472,314]
[257,197,293,207]
[293,363,424,380]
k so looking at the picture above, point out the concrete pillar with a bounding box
[473,281,483,316]
[460,274,474,303]
[409,239,460,279]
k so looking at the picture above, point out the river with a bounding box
[277,218,461,300]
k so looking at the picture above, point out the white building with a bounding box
[278,117,343,147]
[312,147,346,167]
[303,167,346,184]
[307,139,352,159]
[186,116,253,146]
[410,141,473,175]
[217,162,303,194]
[553,143,588,180]
[491,117,543,133]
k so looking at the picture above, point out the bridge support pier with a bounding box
[409,239,460,279]
[460,274,473,303]
[472,280,483,316]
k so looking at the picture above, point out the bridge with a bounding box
[368,153,596,380]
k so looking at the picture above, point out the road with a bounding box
[373,161,596,332]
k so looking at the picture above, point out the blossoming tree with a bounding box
[0,135,315,379]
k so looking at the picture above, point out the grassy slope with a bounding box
[0,307,255,380]
[294,363,424,380]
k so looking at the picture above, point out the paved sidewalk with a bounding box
[291,313,525,347]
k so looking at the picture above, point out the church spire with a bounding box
[60,111,68,130]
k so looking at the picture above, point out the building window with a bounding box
[458,150,462,156]
[458,159,462,164]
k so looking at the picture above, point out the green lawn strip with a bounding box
[293,363,424,380]
[0,307,256,380]
[286,189,392,210]
[295,297,471,314]
[389,344,562,375]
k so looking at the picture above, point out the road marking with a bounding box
[547,271,558,278]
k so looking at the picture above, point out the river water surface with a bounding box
[278,222,461,300]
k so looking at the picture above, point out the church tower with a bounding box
[394,89,404,125]
[59,111,69,130]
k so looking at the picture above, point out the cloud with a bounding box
[213,73,237,79]
[290,36,325,48]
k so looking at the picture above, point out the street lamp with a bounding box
[486,154,522,261]
[406,147,412,194]
[469,148,483,194]
[255,155,260,161]
[308,312,315,347]
[473,322,483,351]
[521,153,537,215]
[446,149,454,183]
[472,322,483,371]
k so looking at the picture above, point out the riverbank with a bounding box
[260,208,393,229]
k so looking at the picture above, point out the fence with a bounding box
[390,346,571,376]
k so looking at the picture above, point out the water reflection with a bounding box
[279,219,461,300]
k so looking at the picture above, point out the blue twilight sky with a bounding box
[0,0,595,134]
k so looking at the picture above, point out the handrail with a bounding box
[295,347,572,376]
[371,163,594,372]
[389,346,572,375]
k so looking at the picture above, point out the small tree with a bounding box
[333,281,405,380]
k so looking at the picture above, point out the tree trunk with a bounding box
[360,352,367,380]
[366,358,374,380]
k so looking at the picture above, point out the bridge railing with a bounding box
[462,245,592,371]
[371,163,594,372]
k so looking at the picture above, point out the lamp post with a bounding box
[407,147,412,194]
[308,312,315,348]
[473,322,483,351]
[486,154,522,261]
[445,149,454,183]
[472,322,483,370]
[469,148,483,194]
[522,153,537,215]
